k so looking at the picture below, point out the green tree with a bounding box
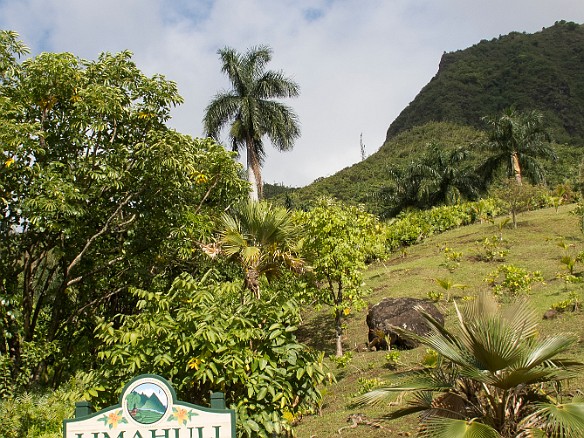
[492,178,546,228]
[218,201,304,300]
[203,45,300,201]
[0,32,248,392]
[93,274,328,438]
[296,199,386,356]
[416,143,479,207]
[377,164,424,217]
[378,144,479,217]
[355,293,584,437]
[479,108,556,186]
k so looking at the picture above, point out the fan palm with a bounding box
[354,293,584,437]
[204,46,300,201]
[479,108,556,186]
[218,201,304,300]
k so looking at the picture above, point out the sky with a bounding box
[1,1,583,188]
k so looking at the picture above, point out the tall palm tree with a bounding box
[218,201,304,300]
[354,293,584,437]
[203,46,300,201]
[479,108,556,186]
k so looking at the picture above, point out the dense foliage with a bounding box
[92,274,329,437]
[385,199,503,252]
[271,122,484,213]
[0,31,248,394]
[218,201,304,300]
[295,199,386,356]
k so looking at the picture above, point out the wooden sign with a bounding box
[63,374,236,438]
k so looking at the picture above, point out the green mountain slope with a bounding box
[278,122,483,212]
[270,21,584,210]
[385,20,584,144]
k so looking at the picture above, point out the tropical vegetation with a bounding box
[3,19,584,438]
[204,45,300,200]
[217,200,305,300]
[479,107,556,186]
[354,293,584,437]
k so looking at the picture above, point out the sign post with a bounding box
[63,374,236,438]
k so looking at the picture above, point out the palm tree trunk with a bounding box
[246,137,262,201]
[511,152,522,185]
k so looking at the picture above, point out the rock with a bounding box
[543,308,558,320]
[366,297,444,350]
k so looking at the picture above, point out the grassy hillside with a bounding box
[295,204,584,437]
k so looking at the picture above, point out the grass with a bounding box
[295,204,584,437]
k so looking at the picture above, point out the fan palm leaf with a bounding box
[217,201,303,299]
[355,292,583,437]
[521,402,584,438]
[419,417,502,438]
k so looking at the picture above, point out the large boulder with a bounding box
[366,297,444,350]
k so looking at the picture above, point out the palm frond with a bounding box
[521,402,584,438]
[419,417,502,438]
[522,335,578,369]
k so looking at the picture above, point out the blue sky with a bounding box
[1,0,583,187]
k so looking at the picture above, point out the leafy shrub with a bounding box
[485,264,544,297]
[91,274,330,438]
[352,377,385,397]
[427,290,444,302]
[329,352,353,370]
[440,246,463,272]
[551,292,581,313]
[385,199,503,252]
[0,374,90,438]
[475,235,510,262]
[384,350,401,369]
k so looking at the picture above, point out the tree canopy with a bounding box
[0,31,247,392]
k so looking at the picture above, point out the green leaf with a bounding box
[420,418,501,438]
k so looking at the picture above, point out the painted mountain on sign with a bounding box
[127,390,167,424]
[140,392,166,413]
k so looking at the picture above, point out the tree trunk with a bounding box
[246,137,262,201]
[511,152,522,185]
[335,308,343,357]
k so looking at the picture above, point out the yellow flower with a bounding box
[175,407,188,425]
[188,357,202,370]
[107,411,122,428]
[195,173,208,184]
[5,158,14,168]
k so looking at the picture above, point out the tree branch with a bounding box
[66,193,134,278]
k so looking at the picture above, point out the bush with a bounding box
[91,274,330,438]
[385,199,503,252]
[485,264,544,297]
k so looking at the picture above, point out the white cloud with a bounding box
[1,0,583,186]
